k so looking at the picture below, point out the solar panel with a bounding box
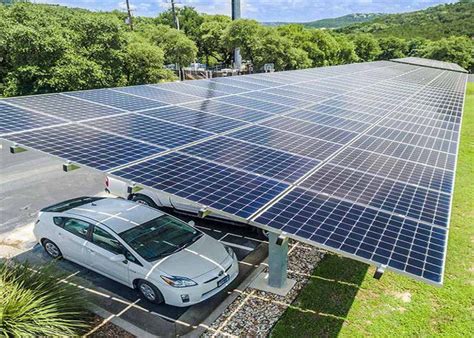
[64,89,167,111]
[112,152,289,218]
[181,136,319,182]
[85,113,213,149]
[0,101,65,135]
[0,58,466,285]
[4,93,123,121]
[391,57,468,73]
[5,124,164,170]
[141,106,248,133]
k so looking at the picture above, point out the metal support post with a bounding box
[268,231,289,288]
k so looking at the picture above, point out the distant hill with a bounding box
[338,0,474,39]
[263,13,384,29]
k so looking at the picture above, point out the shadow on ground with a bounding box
[272,253,369,338]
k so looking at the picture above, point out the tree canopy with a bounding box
[0,1,472,98]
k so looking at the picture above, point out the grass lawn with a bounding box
[272,83,474,337]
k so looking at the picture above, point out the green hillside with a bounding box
[263,13,384,29]
[338,0,474,39]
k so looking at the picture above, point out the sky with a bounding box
[33,0,456,22]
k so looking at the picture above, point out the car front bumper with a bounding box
[159,254,239,307]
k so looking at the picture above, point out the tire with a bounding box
[137,280,164,304]
[42,239,63,259]
[132,194,158,208]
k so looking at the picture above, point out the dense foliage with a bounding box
[0,1,472,97]
[337,0,474,40]
[0,261,89,336]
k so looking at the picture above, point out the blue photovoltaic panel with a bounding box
[182,100,274,122]
[86,114,213,149]
[4,93,123,121]
[287,110,371,133]
[112,152,289,218]
[0,102,64,135]
[300,163,451,227]
[391,57,468,73]
[217,95,292,114]
[65,89,167,111]
[141,106,248,133]
[155,82,228,98]
[261,117,359,144]
[116,85,201,104]
[228,125,343,161]
[5,124,163,171]
[182,136,319,182]
[330,147,454,193]
[0,59,465,285]
[184,80,248,94]
[351,136,456,170]
[254,187,447,284]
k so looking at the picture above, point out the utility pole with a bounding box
[171,0,180,30]
[231,0,242,70]
[125,0,133,31]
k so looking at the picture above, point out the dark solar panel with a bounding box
[6,124,164,171]
[0,102,64,135]
[112,152,289,218]
[65,89,167,111]
[4,93,123,121]
[86,113,213,149]
[0,59,465,285]
[182,136,319,182]
[141,106,248,133]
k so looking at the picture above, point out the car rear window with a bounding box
[41,197,104,212]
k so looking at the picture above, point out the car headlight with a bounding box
[160,275,197,288]
[225,246,235,258]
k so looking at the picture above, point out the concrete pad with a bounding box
[250,271,296,296]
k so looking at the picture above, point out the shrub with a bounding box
[0,261,89,336]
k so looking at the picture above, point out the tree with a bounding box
[123,42,176,85]
[253,29,311,70]
[198,15,231,66]
[378,36,408,60]
[308,30,340,66]
[155,6,203,42]
[406,38,428,56]
[222,19,263,64]
[333,35,358,64]
[420,36,474,71]
[351,34,381,62]
[136,24,197,67]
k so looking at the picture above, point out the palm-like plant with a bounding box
[0,261,89,336]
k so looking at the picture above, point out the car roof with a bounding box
[63,198,164,234]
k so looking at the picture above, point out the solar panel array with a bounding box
[0,59,467,285]
[391,57,468,73]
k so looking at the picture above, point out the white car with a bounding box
[33,197,239,307]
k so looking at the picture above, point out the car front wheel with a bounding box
[137,280,164,304]
[42,239,63,259]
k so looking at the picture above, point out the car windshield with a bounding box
[119,215,202,262]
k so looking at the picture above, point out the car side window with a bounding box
[92,226,123,255]
[63,218,90,239]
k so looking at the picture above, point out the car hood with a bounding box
[152,234,230,279]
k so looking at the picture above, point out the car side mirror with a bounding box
[188,220,195,227]
[110,254,127,263]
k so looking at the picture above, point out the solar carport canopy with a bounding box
[0,58,467,285]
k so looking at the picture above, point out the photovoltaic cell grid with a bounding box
[0,59,466,285]
[391,57,468,73]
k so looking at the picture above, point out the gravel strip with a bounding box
[203,241,325,337]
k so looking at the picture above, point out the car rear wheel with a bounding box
[132,194,158,208]
[42,239,62,259]
[137,280,164,304]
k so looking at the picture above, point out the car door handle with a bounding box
[87,248,96,254]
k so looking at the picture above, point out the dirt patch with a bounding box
[393,291,412,303]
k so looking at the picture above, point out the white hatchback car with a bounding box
[33,197,239,307]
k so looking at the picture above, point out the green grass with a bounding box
[272,83,474,337]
